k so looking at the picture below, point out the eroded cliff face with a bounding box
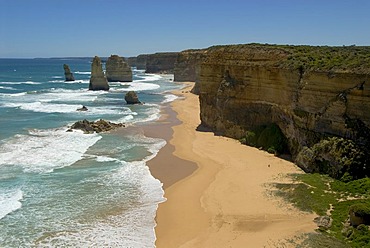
[89,56,109,91]
[198,45,370,162]
[174,50,205,82]
[127,55,148,70]
[145,52,178,73]
[106,55,132,82]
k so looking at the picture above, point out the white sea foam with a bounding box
[162,94,178,103]
[74,71,91,75]
[0,81,41,85]
[0,86,16,90]
[134,105,161,123]
[0,128,102,173]
[48,79,65,83]
[0,92,27,97]
[134,74,162,82]
[95,156,119,163]
[33,135,166,247]
[0,189,23,220]
[2,101,130,115]
[115,82,160,92]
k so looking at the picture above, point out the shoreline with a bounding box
[146,82,317,247]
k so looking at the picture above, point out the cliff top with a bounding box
[203,43,370,74]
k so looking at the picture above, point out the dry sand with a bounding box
[150,82,317,247]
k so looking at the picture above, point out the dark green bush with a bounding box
[242,123,288,154]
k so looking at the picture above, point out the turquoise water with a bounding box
[0,58,181,247]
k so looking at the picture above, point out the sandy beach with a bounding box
[148,82,317,247]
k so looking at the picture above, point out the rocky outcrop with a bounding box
[127,54,148,70]
[89,56,109,91]
[145,52,178,73]
[106,55,132,82]
[69,119,124,133]
[76,105,88,111]
[124,91,141,104]
[63,64,75,81]
[197,44,370,179]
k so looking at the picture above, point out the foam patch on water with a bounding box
[0,128,102,173]
[162,94,178,103]
[32,135,166,247]
[114,82,160,92]
[0,92,27,97]
[134,105,161,123]
[0,81,41,85]
[74,71,91,75]
[0,189,23,220]
[134,74,162,82]
[0,86,15,90]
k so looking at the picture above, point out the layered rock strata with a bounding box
[106,55,132,82]
[174,49,206,93]
[145,52,178,73]
[196,44,370,178]
[89,56,109,91]
[63,64,75,81]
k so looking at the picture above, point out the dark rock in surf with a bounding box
[69,119,124,134]
[63,64,75,81]
[124,91,141,104]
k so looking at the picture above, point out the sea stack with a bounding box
[89,56,109,91]
[63,64,75,81]
[106,55,133,82]
[124,91,141,104]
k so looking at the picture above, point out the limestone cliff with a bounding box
[174,49,205,82]
[197,44,370,178]
[89,56,109,91]
[63,64,75,81]
[106,55,132,82]
[127,54,148,70]
[145,52,178,73]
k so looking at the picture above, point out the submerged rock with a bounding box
[89,56,109,91]
[106,55,132,82]
[124,91,141,104]
[63,64,75,81]
[69,119,124,134]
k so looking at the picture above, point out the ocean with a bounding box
[0,58,182,247]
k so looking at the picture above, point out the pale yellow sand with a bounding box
[154,82,317,248]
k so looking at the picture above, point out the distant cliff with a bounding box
[127,55,148,70]
[174,49,205,82]
[145,52,178,73]
[190,44,370,180]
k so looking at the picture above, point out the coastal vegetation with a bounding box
[209,43,370,74]
[273,174,370,247]
[239,123,288,155]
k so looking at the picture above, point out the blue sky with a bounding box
[0,0,369,58]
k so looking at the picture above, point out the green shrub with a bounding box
[349,204,370,218]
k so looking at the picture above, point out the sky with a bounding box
[0,0,369,58]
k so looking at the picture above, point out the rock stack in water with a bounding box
[124,91,141,104]
[106,55,132,82]
[89,56,109,91]
[63,64,75,81]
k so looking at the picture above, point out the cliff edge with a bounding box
[194,44,370,180]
